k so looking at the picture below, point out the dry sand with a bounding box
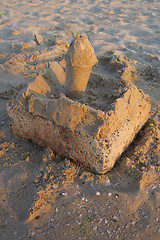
[0,0,160,239]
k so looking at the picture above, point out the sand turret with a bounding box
[65,33,98,99]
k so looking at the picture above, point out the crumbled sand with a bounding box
[0,0,160,239]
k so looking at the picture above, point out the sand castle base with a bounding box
[7,60,151,174]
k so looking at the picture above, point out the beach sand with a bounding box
[0,0,160,239]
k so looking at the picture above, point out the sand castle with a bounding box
[7,34,151,174]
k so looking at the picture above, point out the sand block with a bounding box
[7,62,151,174]
[45,62,66,86]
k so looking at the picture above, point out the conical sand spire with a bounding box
[65,33,98,99]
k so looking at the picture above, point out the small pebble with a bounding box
[31,231,35,236]
[99,218,103,223]
[115,193,119,198]
[76,220,81,225]
[93,226,97,231]
[26,157,30,163]
[74,190,81,195]
[96,191,101,196]
[113,216,118,222]
[131,219,136,225]
[107,192,112,197]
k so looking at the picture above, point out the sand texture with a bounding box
[0,0,160,239]
[7,58,151,174]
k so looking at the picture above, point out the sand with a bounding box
[0,0,160,239]
[7,58,151,174]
